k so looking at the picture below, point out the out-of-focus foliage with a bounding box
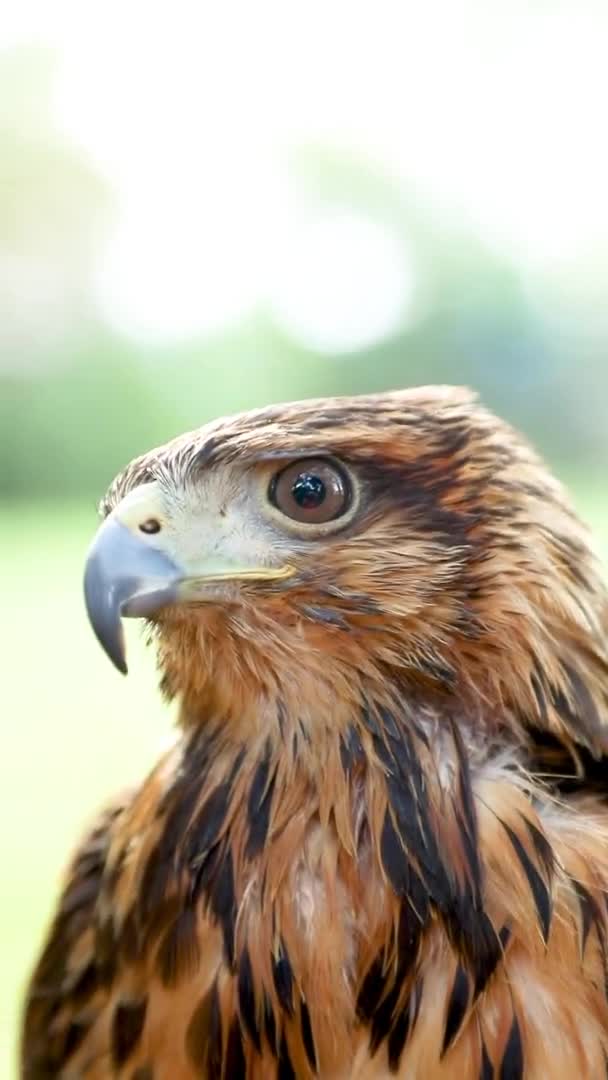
[1,42,607,501]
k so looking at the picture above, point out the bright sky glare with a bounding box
[3,1,607,348]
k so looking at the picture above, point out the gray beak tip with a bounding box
[83,568,130,675]
[83,517,182,674]
[109,637,129,676]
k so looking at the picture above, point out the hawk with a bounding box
[22,387,608,1078]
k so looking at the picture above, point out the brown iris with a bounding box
[270,458,351,524]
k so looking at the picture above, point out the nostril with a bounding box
[139,519,161,535]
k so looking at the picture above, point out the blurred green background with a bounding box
[2,3,607,1074]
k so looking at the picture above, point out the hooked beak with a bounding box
[84,515,181,675]
[84,483,293,675]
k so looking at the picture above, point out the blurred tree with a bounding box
[1,54,606,500]
[0,46,114,373]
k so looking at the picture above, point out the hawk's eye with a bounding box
[270,459,351,524]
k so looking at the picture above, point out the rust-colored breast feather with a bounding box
[21,388,608,1078]
[22,723,608,1079]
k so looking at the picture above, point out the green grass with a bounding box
[2,487,607,1076]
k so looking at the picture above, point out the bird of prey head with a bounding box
[86,385,608,759]
[24,386,608,1079]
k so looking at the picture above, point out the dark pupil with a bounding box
[291,472,326,509]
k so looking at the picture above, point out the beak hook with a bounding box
[83,517,182,674]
